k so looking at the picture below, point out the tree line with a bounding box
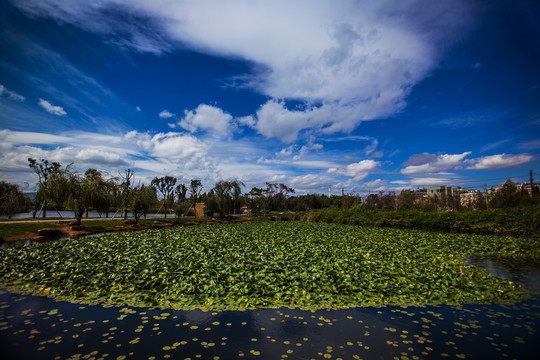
[0,159,295,223]
[0,159,538,221]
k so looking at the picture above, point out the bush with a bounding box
[299,206,540,238]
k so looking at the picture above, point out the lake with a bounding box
[1,255,539,359]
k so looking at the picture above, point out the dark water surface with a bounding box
[1,256,539,360]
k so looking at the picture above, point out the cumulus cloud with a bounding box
[467,153,534,170]
[254,100,311,143]
[328,159,379,181]
[0,84,25,101]
[73,148,130,167]
[401,152,472,174]
[178,104,232,134]
[159,109,175,118]
[149,132,209,162]
[38,98,66,115]
[0,129,217,187]
[236,115,255,127]
[12,0,477,142]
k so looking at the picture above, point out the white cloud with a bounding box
[0,129,218,187]
[408,177,452,186]
[401,152,471,174]
[13,0,476,142]
[467,153,534,170]
[159,109,175,118]
[267,173,331,193]
[328,159,379,181]
[73,148,130,167]
[236,115,255,127]
[255,100,311,143]
[178,104,232,134]
[0,129,72,145]
[275,146,294,158]
[294,143,323,161]
[38,98,66,115]
[258,158,338,169]
[518,140,540,151]
[135,106,141,112]
[149,132,209,162]
[0,84,25,101]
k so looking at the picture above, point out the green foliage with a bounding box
[131,185,157,223]
[0,181,30,218]
[151,176,176,219]
[1,222,536,311]
[206,180,245,217]
[299,206,540,238]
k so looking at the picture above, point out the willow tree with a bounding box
[210,180,245,217]
[0,181,30,219]
[130,185,157,223]
[28,158,62,218]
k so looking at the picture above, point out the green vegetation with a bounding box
[0,217,211,236]
[292,206,540,238]
[1,222,537,310]
[0,181,31,218]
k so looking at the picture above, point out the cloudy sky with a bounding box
[1,0,539,195]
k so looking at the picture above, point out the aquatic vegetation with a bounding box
[0,222,538,310]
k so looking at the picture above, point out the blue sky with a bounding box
[1,0,539,195]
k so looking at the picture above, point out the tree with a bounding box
[209,180,245,217]
[130,185,157,223]
[28,158,62,217]
[397,190,416,211]
[64,171,87,226]
[174,183,188,217]
[247,187,265,214]
[230,180,245,214]
[364,193,380,210]
[189,179,203,203]
[0,181,30,218]
[119,169,134,220]
[151,176,177,219]
[490,180,519,209]
[83,169,118,217]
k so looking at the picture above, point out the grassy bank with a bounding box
[1,222,538,310]
[289,206,540,238]
[0,217,211,236]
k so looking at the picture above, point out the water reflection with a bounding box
[467,254,540,292]
[1,255,539,359]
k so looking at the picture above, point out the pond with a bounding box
[1,255,539,359]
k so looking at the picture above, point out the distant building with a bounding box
[518,182,537,196]
[426,186,457,198]
[459,190,481,207]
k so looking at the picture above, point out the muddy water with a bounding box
[1,256,539,359]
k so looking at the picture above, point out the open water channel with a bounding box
[1,255,539,359]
